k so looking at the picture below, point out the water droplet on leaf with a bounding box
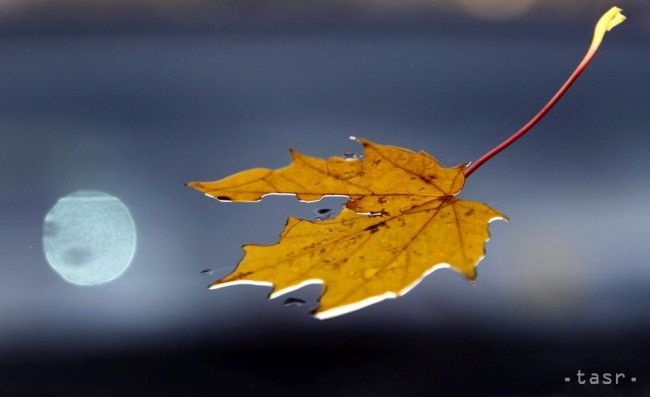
[343,152,362,160]
[363,268,379,279]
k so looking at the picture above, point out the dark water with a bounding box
[1,14,649,395]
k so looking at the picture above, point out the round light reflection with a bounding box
[42,191,137,286]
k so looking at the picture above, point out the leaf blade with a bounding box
[211,197,504,319]
[187,138,466,214]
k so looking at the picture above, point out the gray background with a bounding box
[0,1,649,395]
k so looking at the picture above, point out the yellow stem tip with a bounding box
[591,6,626,51]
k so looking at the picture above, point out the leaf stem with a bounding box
[464,6,625,178]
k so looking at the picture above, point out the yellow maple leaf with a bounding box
[189,138,505,318]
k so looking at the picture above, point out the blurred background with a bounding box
[0,0,649,395]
